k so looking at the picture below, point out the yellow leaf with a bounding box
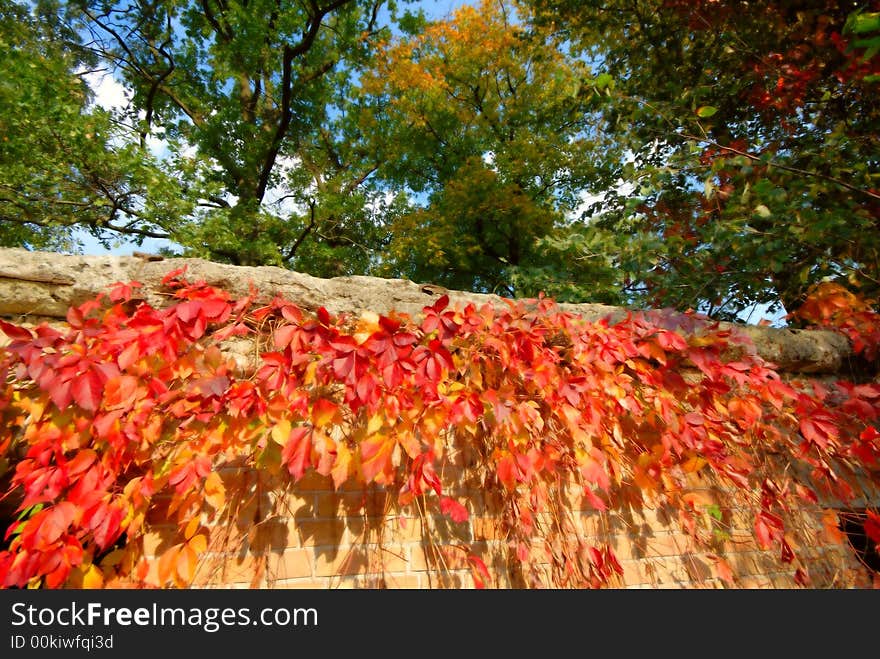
[367,412,384,436]
[331,442,353,489]
[271,418,291,445]
[682,456,707,473]
[204,471,225,510]
[303,360,318,386]
[82,564,104,589]
[183,516,200,541]
[354,311,381,343]
[188,533,208,555]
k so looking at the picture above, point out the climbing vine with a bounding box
[1,268,879,589]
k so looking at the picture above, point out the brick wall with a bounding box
[134,444,877,589]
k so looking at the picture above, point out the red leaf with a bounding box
[282,426,312,481]
[711,555,735,586]
[48,378,72,410]
[161,266,188,285]
[496,454,517,489]
[84,502,123,550]
[333,353,355,380]
[467,554,490,589]
[281,304,303,324]
[71,368,103,411]
[794,568,811,587]
[274,324,299,349]
[117,342,140,370]
[35,503,77,549]
[431,295,450,313]
[316,307,332,325]
[780,538,794,564]
[800,417,834,450]
[108,280,142,302]
[657,330,687,351]
[865,511,880,548]
[584,488,608,512]
[440,497,469,523]
[66,450,97,479]
[0,320,33,341]
[199,298,229,320]
[379,315,402,333]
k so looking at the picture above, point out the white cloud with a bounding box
[568,180,635,223]
[82,69,132,112]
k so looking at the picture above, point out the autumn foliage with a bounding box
[791,281,880,364]
[1,269,879,589]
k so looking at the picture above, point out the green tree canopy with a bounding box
[525,0,880,319]
[3,0,879,321]
[0,0,187,252]
[359,0,606,295]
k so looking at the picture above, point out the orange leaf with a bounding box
[331,442,353,489]
[188,533,208,555]
[183,517,200,541]
[709,555,735,586]
[360,433,395,483]
[204,471,225,510]
[312,398,340,427]
[35,502,77,549]
[176,543,199,585]
[157,545,181,585]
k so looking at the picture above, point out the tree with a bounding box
[2,0,398,273]
[525,0,880,320]
[0,0,186,252]
[359,0,606,295]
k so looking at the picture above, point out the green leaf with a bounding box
[696,106,718,118]
[594,73,614,91]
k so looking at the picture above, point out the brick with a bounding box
[313,544,408,577]
[472,516,504,541]
[620,559,645,586]
[576,513,607,538]
[645,533,694,558]
[294,470,334,491]
[266,548,314,581]
[202,553,268,586]
[410,541,490,572]
[630,505,676,530]
[738,576,774,588]
[273,491,316,519]
[380,515,427,544]
[267,577,330,589]
[641,558,691,585]
[246,518,294,553]
[332,573,422,589]
[314,490,391,518]
[291,518,365,548]
[420,569,474,589]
